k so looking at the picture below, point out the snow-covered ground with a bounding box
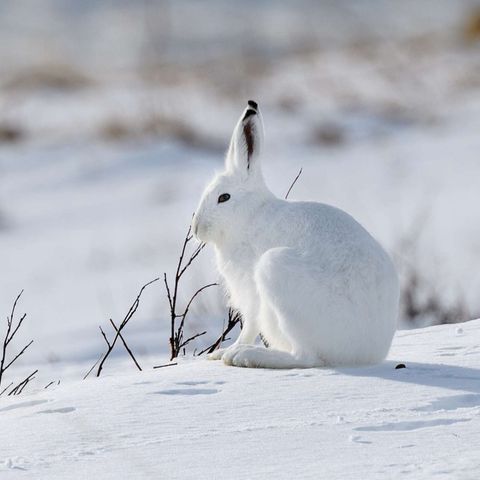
[1,320,479,479]
[1,4,480,476]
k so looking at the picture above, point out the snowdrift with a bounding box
[1,320,479,479]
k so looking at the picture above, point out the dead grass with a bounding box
[100,115,221,151]
[0,123,24,143]
[401,269,469,326]
[311,122,345,146]
[395,211,474,327]
[463,8,480,43]
[3,64,92,91]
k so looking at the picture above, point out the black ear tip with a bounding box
[242,109,256,121]
[247,100,258,110]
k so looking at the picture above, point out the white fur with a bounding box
[192,101,399,369]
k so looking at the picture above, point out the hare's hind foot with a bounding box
[222,344,318,369]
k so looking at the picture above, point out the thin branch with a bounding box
[198,308,242,355]
[8,370,38,396]
[178,242,206,279]
[6,313,27,346]
[1,292,36,395]
[177,283,217,338]
[164,273,173,310]
[93,278,159,377]
[153,362,178,369]
[109,319,142,371]
[8,290,24,330]
[3,339,33,372]
[99,326,111,348]
[285,167,303,199]
[180,283,217,320]
[0,381,13,396]
[165,220,217,360]
[1,292,24,387]
[16,371,37,395]
[119,277,160,330]
[175,224,193,282]
[83,354,102,380]
[178,330,207,350]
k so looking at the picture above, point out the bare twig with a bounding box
[1,291,35,391]
[285,167,303,199]
[176,283,217,346]
[164,221,218,360]
[5,313,26,347]
[178,330,207,350]
[163,273,173,310]
[109,319,142,371]
[99,327,111,348]
[83,354,102,380]
[0,381,13,396]
[153,362,178,369]
[198,308,242,355]
[8,369,38,396]
[90,278,159,378]
[178,242,206,279]
[3,340,33,372]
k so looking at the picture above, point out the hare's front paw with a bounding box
[207,348,227,361]
[222,345,264,368]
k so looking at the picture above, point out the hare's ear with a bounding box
[225,100,264,178]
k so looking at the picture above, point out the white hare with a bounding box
[192,100,399,368]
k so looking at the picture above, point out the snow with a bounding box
[1,320,479,479]
[1,2,480,476]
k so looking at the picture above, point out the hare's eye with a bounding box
[218,193,231,203]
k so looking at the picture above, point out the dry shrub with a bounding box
[100,115,221,151]
[100,120,133,141]
[396,212,473,327]
[276,96,302,113]
[401,269,469,327]
[311,122,345,146]
[0,123,24,143]
[3,64,92,91]
[0,292,37,396]
[463,9,480,43]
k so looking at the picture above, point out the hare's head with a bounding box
[193,100,270,245]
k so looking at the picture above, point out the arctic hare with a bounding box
[192,101,399,368]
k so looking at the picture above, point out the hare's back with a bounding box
[262,200,397,291]
[271,201,378,252]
